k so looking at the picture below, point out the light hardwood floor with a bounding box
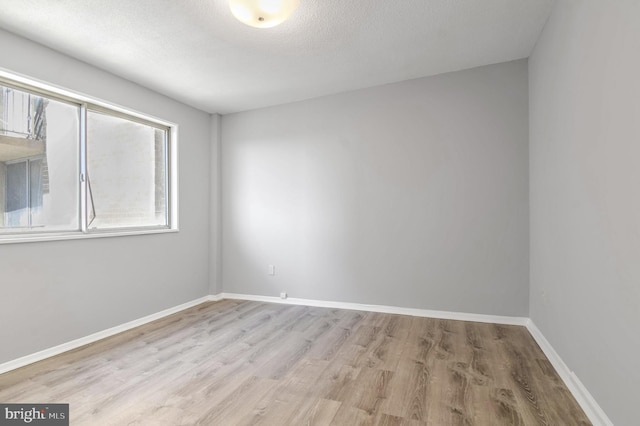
[0,300,590,425]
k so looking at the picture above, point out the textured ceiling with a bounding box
[0,0,554,114]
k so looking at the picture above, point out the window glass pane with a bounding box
[5,161,27,227]
[87,111,168,229]
[0,86,79,233]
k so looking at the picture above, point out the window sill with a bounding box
[0,227,178,245]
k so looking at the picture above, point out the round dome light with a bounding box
[229,0,300,28]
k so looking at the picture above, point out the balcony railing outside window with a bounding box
[1,87,46,141]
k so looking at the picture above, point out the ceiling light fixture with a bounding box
[229,0,299,28]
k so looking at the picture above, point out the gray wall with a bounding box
[209,114,223,295]
[529,1,640,424]
[0,162,5,226]
[221,60,529,316]
[0,29,212,364]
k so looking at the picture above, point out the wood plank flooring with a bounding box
[0,300,591,425]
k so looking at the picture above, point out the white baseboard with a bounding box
[219,292,529,326]
[526,320,613,426]
[0,295,215,375]
[208,294,224,302]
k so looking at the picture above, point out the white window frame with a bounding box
[0,69,179,244]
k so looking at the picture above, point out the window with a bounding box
[0,74,177,243]
[0,87,79,233]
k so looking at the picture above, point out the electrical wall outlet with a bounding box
[280,292,287,299]
[268,265,275,276]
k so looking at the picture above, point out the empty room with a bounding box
[0,0,636,425]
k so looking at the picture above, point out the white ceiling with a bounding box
[0,0,554,114]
